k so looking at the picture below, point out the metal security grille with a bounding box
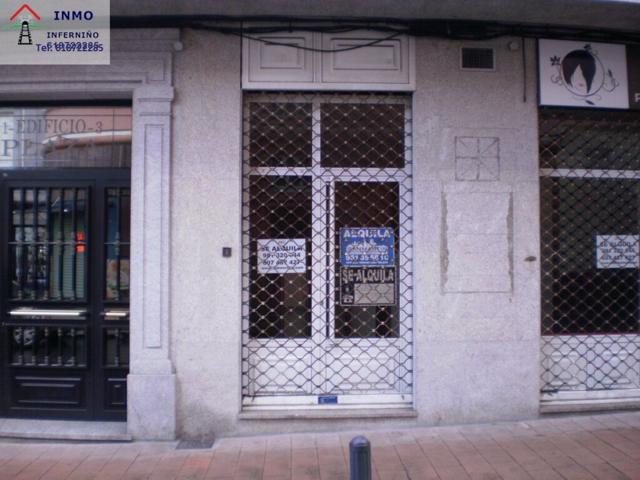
[540,108,640,394]
[9,187,88,301]
[241,92,413,402]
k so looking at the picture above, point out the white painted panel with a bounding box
[443,191,512,293]
[321,33,410,84]
[541,336,588,390]
[324,349,399,393]
[241,30,415,91]
[587,335,640,390]
[247,345,313,395]
[246,33,314,83]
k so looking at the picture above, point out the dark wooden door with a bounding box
[0,169,130,420]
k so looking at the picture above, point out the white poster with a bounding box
[539,39,629,109]
[257,238,306,274]
[596,235,639,269]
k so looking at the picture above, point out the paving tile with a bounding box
[607,458,640,479]
[433,464,472,479]
[177,452,215,480]
[394,441,439,479]
[291,447,320,480]
[149,451,190,480]
[206,450,241,479]
[581,461,633,480]
[552,462,599,480]
[375,470,409,480]
[263,448,291,479]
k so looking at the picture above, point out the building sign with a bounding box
[628,45,640,110]
[538,39,629,109]
[596,235,639,269]
[0,107,132,168]
[0,0,110,64]
[340,266,396,306]
[257,238,306,274]
[340,227,394,267]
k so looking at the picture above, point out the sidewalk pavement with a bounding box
[0,411,639,479]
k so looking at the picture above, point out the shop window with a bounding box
[540,108,640,394]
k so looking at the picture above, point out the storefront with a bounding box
[0,3,639,440]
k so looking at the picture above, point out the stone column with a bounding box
[127,84,176,440]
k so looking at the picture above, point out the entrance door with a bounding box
[0,169,130,420]
[242,93,413,408]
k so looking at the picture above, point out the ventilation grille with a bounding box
[461,47,495,70]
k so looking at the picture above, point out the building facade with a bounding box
[0,1,639,440]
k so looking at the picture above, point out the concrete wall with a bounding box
[170,31,541,438]
[171,30,243,438]
[412,37,540,424]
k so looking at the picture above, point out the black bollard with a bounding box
[349,435,371,480]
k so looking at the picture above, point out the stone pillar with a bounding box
[127,84,176,440]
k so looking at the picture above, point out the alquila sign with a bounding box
[538,39,640,110]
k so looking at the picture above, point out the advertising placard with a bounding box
[339,227,394,267]
[257,238,306,274]
[538,39,629,109]
[596,235,639,269]
[340,266,396,306]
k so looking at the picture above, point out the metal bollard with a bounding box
[349,435,371,480]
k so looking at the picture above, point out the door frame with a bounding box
[242,93,414,410]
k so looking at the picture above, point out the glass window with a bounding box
[321,103,405,168]
[0,106,132,168]
[248,102,312,167]
[248,176,312,338]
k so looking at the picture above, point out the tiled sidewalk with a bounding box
[1,412,640,479]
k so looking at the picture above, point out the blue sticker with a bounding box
[318,395,338,405]
[340,227,394,267]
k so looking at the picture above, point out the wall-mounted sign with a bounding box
[257,238,306,274]
[596,235,639,269]
[340,266,396,306]
[538,39,630,109]
[628,45,640,110]
[340,227,394,267]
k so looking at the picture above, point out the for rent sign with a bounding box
[340,227,395,267]
[257,238,306,274]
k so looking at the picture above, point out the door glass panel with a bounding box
[248,102,312,167]
[334,182,400,338]
[9,187,87,301]
[321,103,405,168]
[9,326,87,367]
[248,176,312,338]
[105,188,131,301]
[0,107,132,168]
